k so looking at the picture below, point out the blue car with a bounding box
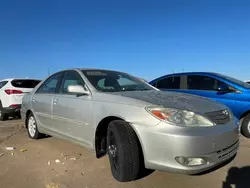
[149,72,250,137]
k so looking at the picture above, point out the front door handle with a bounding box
[32,98,36,102]
[53,99,58,105]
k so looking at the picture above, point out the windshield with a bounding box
[82,70,155,92]
[216,73,250,89]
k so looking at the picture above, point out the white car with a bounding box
[0,78,41,121]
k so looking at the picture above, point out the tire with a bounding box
[241,114,250,138]
[0,102,8,121]
[16,112,22,119]
[107,120,143,182]
[27,113,42,139]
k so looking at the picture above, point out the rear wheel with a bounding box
[0,102,8,121]
[16,112,22,119]
[27,113,42,139]
[241,114,250,138]
[107,120,143,182]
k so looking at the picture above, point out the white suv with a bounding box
[0,78,41,121]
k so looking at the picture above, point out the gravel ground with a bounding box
[0,120,249,188]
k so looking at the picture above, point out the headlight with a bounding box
[146,107,214,127]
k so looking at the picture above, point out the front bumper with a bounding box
[131,120,239,174]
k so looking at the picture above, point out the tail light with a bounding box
[5,89,23,95]
[9,104,19,107]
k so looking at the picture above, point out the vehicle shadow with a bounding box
[8,116,21,121]
[194,154,236,176]
[222,166,250,188]
[136,168,155,180]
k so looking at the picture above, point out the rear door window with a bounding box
[187,75,224,91]
[0,81,8,89]
[157,76,180,89]
[11,79,41,88]
[151,82,157,87]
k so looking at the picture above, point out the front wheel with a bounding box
[107,120,143,182]
[27,113,43,139]
[241,114,250,138]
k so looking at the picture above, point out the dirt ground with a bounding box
[0,120,250,188]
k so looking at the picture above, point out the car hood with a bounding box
[111,90,226,114]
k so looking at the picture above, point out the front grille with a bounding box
[205,109,230,124]
[217,140,239,159]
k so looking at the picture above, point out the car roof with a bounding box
[79,68,127,73]
[0,78,20,82]
[58,68,132,76]
[0,78,41,82]
[162,72,218,76]
[150,72,220,83]
[51,68,128,73]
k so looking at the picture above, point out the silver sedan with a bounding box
[21,68,239,182]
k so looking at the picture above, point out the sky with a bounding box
[0,0,249,81]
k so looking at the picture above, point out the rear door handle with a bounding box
[32,98,36,102]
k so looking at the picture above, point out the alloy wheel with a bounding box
[28,116,36,137]
[247,122,250,133]
[108,131,119,172]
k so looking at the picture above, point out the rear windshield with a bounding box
[11,79,41,88]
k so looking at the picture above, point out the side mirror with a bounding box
[217,84,230,93]
[67,85,90,95]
